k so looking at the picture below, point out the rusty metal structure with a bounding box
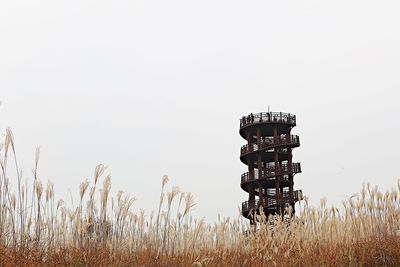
[240,112,302,222]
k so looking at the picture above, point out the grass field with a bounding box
[1,128,399,266]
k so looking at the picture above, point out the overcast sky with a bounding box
[1,0,400,221]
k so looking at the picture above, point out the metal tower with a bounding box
[239,112,302,222]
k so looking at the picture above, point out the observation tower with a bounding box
[239,112,302,222]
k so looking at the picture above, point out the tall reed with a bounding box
[0,128,399,266]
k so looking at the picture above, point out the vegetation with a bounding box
[0,128,399,266]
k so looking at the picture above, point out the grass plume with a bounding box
[0,129,399,266]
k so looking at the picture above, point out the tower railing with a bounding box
[241,190,303,214]
[240,135,299,156]
[241,163,301,184]
[240,112,296,128]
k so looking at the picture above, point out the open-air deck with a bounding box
[239,112,296,139]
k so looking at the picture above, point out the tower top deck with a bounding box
[240,112,296,139]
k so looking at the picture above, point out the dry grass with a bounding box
[0,128,400,266]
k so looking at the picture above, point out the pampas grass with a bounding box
[0,128,399,266]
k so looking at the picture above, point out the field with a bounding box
[1,128,400,266]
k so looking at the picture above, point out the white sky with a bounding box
[1,0,400,221]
